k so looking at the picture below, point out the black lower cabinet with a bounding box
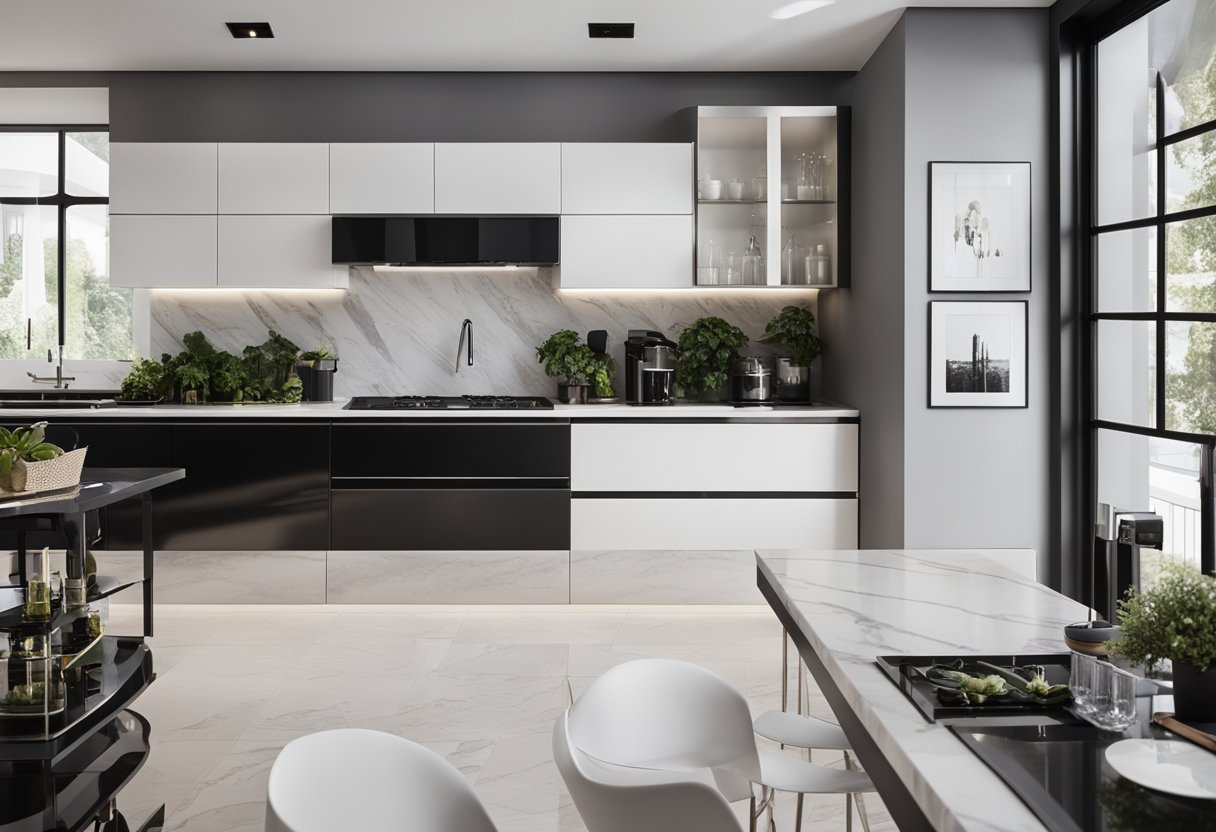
[331,488,570,550]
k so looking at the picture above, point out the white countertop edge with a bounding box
[0,399,859,419]
[755,549,1087,832]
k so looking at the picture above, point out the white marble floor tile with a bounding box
[436,642,570,678]
[454,611,628,644]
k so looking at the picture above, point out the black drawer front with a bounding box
[331,489,570,550]
[332,423,569,478]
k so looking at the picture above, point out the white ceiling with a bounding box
[0,0,1053,73]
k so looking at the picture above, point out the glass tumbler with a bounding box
[1069,652,1097,715]
[1090,664,1138,732]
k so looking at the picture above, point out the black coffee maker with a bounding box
[1095,509,1163,623]
[625,330,677,406]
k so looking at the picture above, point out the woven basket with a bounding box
[10,447,88,494]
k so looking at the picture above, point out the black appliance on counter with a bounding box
[345,395,553,410]
[624,330,677,406]
[332,216,560,266]
[1092,509,1163,622]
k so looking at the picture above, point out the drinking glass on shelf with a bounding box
[697,239,720,285]
[1069,652,1097,715]
[751,177,767,201]
[780,230,800,285]
[727,179,745,200]
[724,251,740,285]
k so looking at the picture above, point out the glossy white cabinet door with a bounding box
[109,215,218,287]
[218,215,347,288]
[109,143,218,214]
[434,143,561,214]
[570,498,858,550]
[559,215,693,288]
[218,143,329,214]
[330,143,435,214]
[561,143,693,214]
[572,423,858,492]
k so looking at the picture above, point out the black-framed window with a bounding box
[1084,0,1216,580]
[0,126,134,361]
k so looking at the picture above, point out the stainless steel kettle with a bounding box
[731,357,773,404]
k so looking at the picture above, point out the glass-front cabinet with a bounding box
[695,106,848,288]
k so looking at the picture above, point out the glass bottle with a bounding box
[724,250,740,285]
[780,230,799,285]
[698,238,720,285]
[742,234,765,286]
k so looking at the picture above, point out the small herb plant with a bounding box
[675,316,749,396]
[300,344,337,363]
[0,422,64,480]
[536,330,595,385]
[119,358,169,400]
[759,306,826,368]
[1108,564,1216,672]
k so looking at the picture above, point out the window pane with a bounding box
[65,132,108,198]
[0,205,59,359]
[1097,18,1156,225]
[1097,320,1156,428]
[1166,215,1216,312]
[1097,430,1206,587]
[1166,320,1215,434]
[0,133,58,199]
[65,206,131,361]
[1096,227,1157,312]
[1155,0,1216,135]
[1165,129,1216,213]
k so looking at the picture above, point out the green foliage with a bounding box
[675,316,749,396]
[1108,564,1216,672]
[759,306,826,368]
[120,358,169,400]
[240,330,303,403]
[0,233,21,301]
[0,422,64,478]
[591,354,616,398]
[300,343,337,362]
[536,330,604,387]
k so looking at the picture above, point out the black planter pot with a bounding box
[1171,661,1216,721]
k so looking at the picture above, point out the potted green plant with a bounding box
[536,330,599,404]
[119,358,171,402]
[0,421,82,494]
[759,306,826,403]
[589,353,617,400]
[175,362,208,405]
[1108,564,1216,721]
[298,343,339,402]
[675,316,749,401]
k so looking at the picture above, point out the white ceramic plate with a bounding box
[1105,739,1216,800]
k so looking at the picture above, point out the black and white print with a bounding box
[930,301,1027,408]
[930,162,1031,292]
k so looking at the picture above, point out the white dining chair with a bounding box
[555,708,745,832]
[566,658,874,832]
[264,728,499,832]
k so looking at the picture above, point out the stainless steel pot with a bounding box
[731,357,773,403]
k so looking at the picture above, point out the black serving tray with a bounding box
[876,653,1074,722]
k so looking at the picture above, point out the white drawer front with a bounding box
[559,215,693,289]
[572,423,857,492]
[219,143,330,214]
[110,142,218,214]
[434,142,561,214]
[218,215,345,288]
[330,143,435,214]
[109,215,218,287]
[571,498,857,550]
[561,143,693,214]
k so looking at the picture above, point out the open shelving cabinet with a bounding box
[695,106,849,288]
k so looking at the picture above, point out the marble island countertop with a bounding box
[757,549,1090,832]
[0,399,859,419]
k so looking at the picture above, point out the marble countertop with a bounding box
[756,549,1090,832]
[0,399,859,420]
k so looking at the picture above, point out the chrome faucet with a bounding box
[28,345,74,389]
[455,319,474,373]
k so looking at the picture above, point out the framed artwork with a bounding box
[929,162,1031,292]
[929,301,1028,408]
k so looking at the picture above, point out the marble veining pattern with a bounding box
[757,548,1091,832]
[110,603,894,831]
[150,267,817,397]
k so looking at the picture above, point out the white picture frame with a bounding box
[930,162,1031,292]
[929,301,1028,408]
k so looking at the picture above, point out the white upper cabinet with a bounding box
[219,143,329,214]
[330,143,435,214]
[110,215,218,287]
[218,215,347,288]
[109,143,218,214]
[434,143,561,214]
[560,215,693,289]
[561,143,693,215]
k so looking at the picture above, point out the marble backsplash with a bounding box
[149,267,818,398]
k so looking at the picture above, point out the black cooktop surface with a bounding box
[346,395,554,410]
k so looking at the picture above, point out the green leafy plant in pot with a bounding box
[1107,564,1216,721]
[674,316,749,401]
[759,306,826,403]
[536,330,605,404]
[298,343,339,402]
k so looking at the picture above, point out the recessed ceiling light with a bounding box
[588,22,635,39]
[226,21,274,39]
[770,0,834,20]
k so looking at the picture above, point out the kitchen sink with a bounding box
[0,390,120,408]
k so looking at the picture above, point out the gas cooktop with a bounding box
[345,395,554,410]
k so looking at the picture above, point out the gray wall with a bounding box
[102,71,853,142]
[819,18,907,549]
[824,8,1055,582]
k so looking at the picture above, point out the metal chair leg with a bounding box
[844,751,872,832]
[795,792,805,832]
[781,630,789,712]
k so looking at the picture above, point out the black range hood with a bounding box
[332,216,559,267]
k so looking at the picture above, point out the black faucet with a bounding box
[456,319,473,373]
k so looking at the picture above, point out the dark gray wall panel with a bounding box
[103,71,853,142]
